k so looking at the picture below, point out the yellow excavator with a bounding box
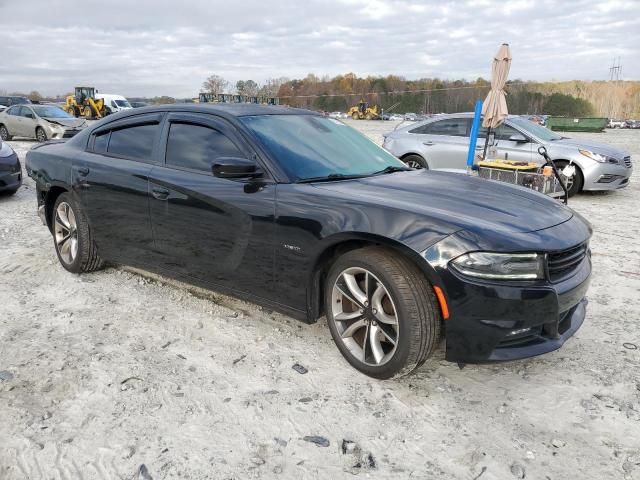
[64,87,106,119]
[347,100,380,120]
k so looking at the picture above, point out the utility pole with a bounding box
[609,57,622,81]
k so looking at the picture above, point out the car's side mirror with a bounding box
[212,157,262,179]
[508,133,528,143]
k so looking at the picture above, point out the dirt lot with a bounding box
[1,124,639,479]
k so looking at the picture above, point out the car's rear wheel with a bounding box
[52,193,104,273]
[325,247,441,379]
[352,112,359,120]
[0,125,11,141]
[36,127,47,142]
[554,160,583,197]
[402,154,428,170]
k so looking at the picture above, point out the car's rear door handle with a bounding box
[78,166,90,176]
[151,186,170,200]
[423,141,434,146]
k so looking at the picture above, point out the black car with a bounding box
[25,104,592,378]
[130,101,149,108]
[0,139,21,195]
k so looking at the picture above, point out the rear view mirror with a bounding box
[212,157,262,179]
[508,134,528,143]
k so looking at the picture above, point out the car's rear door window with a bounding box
[165,122,243,173]
[107,124,158,160]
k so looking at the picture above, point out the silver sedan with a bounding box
[383,113,633,196]
[0,104,88,142]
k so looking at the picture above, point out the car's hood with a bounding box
[313,170,573,234]
[551,137,629,159]
[42,117,86,128]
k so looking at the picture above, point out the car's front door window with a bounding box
[165,122,244,173]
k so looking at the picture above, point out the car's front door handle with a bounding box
[151,186,170,200]
[77,166,90,176]
[422,141,434,146]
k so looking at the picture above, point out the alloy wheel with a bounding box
[36,128,46,142]
[406,159,424,169]
[330,267,399,366]
[0,126,8,140]
[54,202,78,264]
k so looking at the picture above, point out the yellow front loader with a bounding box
[64,87,106,119]
[347,100,380,120]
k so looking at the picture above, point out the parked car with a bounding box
[130,101,149,108]
[0,95,31,112]
[607,119,626,129]
[26,104,592,378]
[404,113,417,121]
[0,104,88,142]
[0,138,21,195]
[95,93,133,115]
[389,113,403,121]
[383,113,632,196]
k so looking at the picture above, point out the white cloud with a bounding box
[0,0,637,97]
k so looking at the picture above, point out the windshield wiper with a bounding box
[372,165,412,175]
[296,173,368,184]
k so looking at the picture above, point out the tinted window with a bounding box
[107,123,158,161]
[21,107,34,118]
[165,122,243,172]
[412,118,469,136]
[0,97,7,105]
[93,131,109,153]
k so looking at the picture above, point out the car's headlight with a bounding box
[579,149,609,163]
[450,252,544,280]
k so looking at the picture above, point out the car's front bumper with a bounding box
[582,159,632,191]
[440,254,591,363]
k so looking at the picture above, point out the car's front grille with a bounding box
[623,156,632,168]
[62,130,79,138]
[547,243,588,282]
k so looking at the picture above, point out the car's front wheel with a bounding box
[554,160,583,197]
[325,247,441,379]
[36,127,47,142]
[402,154,428,169]
[52,193,104,273]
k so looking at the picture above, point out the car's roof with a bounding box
[115,103,315,118]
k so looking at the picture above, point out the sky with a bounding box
[0,0,638,98]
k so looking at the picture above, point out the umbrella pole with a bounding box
[481,126,492,160]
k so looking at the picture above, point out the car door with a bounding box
[481,121,534,162]
[148,113,276,298]
[6,106,26,137]
[411,117,472,169]
[73,113,162,264]
[20,106,38,139]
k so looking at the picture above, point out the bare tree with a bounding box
[237,80,258,96]
[28,90,43,102]
[202,75,228,94]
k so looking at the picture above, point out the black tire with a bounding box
[0,125,12,141]
[402,154,428,170]
[36,127,47,143]
[52,192,104,274]
[325,246,441,379]
[554,160,583,197]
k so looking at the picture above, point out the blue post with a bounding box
[467,100,483,169]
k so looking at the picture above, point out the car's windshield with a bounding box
[509,116,563,141]
[115,99,131,107]
[32,105,72,118]
[241,115,407,181]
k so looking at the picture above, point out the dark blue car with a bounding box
[0,139,21,195]
[25,104,592,378]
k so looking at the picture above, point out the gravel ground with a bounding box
[1,124,639,480]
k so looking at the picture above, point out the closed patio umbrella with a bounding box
[481,43,512,159]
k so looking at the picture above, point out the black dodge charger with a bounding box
[26,104,592,379]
